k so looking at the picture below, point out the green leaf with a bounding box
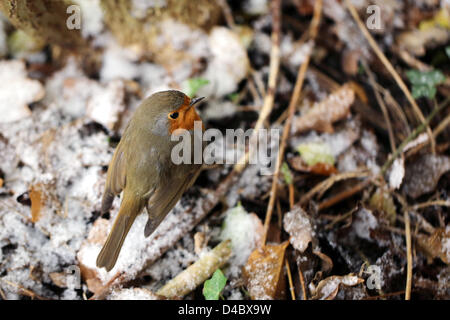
[411,84,437,99]
[281,162,293,185]
[297,142,335,166]
[446,46,450,59]
[406,69,445,99]
[406,69,445,86]
[203,269,227,300]
[186,78,210,98]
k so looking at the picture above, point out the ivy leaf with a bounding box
[281,162,293,185]
[203,269,227,300]
[186,77,210,98]
[406,69,445,99]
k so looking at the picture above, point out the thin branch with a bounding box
[285,259,296,300]
[364,61,396,152]
[380,96,450,175]
[262,0,323,245]
[234,0,282,173]
[404,209,413,300]
[344,0,436,154]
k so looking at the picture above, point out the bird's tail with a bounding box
[96,193,144,271]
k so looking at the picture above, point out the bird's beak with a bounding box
[189,97,205,108]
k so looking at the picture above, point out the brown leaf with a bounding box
[294,84,354,134]
[416,228,450,264]
[289,156,337,176]
[29,183,45,223]
[242,241,289,300]
[402,154,450,198]
[313,251,334,274]
[311,274,364,300]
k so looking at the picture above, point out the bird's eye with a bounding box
[169,112,179,119]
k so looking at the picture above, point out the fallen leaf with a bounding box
[283,206,313,253]
[202,269,227,300]
[311,274,364,300]
[242,241,289,300]
[402,154,450,198]
[368,188,396,225]
[294,84,354,134]
[416,227,450,264]
[397,27,449,56]
[29,183,45,223]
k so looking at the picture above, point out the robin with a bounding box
[96,90,205,271]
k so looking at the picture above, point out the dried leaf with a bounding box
[242,241,289,300]
[397,27,449,56]
[311,274,364,300]
[49,272,68,288]
[289,156,337,176]
[368,188,396,225]
[402,154,450,198]
[294,84,354,134]
[283,206,313,253]
[313,251,334,274]
[416,228,450,264]
[29,183,45,223]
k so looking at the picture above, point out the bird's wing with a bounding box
[144,166,201,237]
[100,141,127,213]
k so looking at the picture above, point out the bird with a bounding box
[96,90,205,271]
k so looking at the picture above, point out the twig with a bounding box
[262,0,322,245]
[235,0,282,173]
[285,259,296,300]
[156,240,232,298]
[404,209,413,300]
[318,179,371,211]
[217,0,235,29]
[410,200,450,211]
[298,170,370,206]
[364,61,396,152]
[380,96,450,175]
[298,264,308,300]
[344,0,435,154]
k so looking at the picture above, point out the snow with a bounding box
[100,36,141,82]
[283,206,313,253]
[73,0,104,38]
[219,205,263,278]
[389,157,405,190]
[131,0,167,19]
[243,0,269,15]
[108,287,158,300]
[352,208,378,241]
[199,27,249,97]
[0,60,45,123]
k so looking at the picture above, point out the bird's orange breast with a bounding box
[169,96,204,134]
